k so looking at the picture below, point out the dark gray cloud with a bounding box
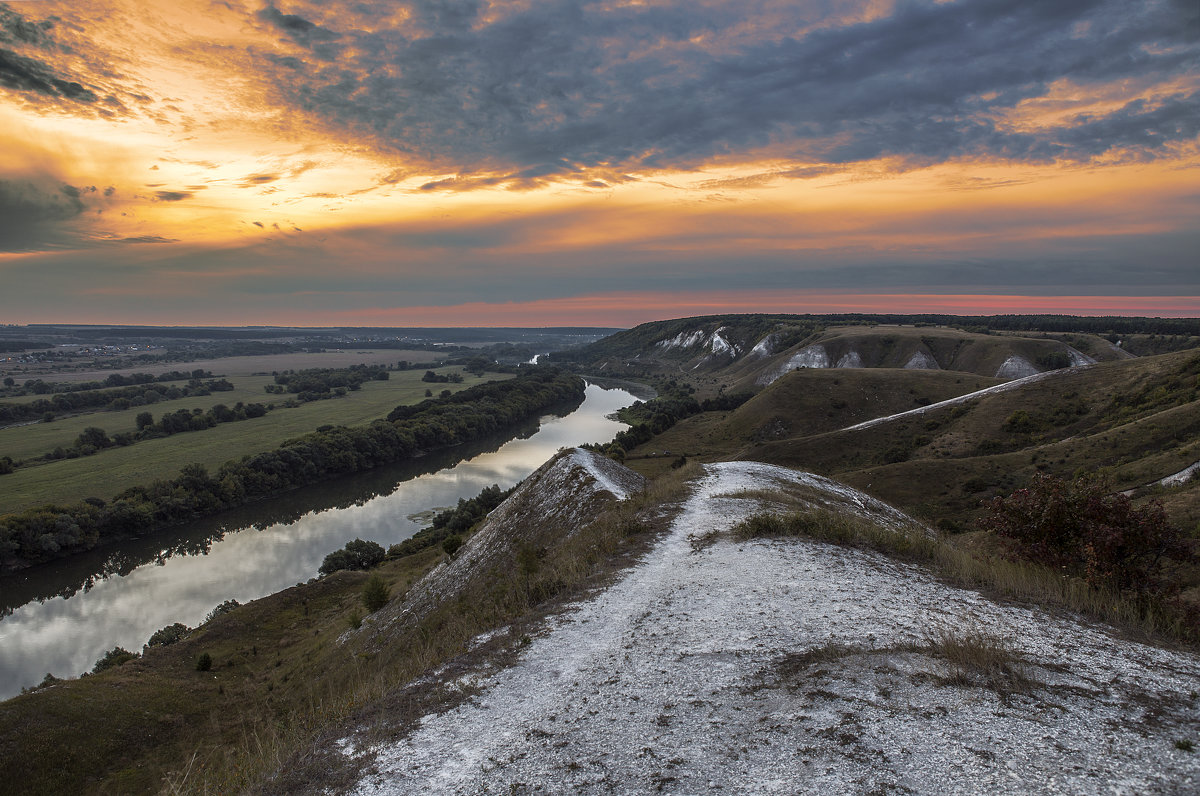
[0,46,96,102]
[0,3,147,113]
[253,0,1199,181]
[118,235,176,244]
[0,178,89,251]
[0,5,57,49]
[153,190,193,202]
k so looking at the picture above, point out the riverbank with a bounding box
[0,382,640,700]
[0,370,584,572]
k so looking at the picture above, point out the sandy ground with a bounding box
[349,462,1200,795]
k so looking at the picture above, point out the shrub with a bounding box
[319,538,386,575]
[205,599,241,623]
[983,473,1190,592]
[361,575,390,613]
[146,622,190,648]
[92,646,139,674]
[441,535,463,557]
[195,652,212,672]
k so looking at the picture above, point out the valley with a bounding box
[2,314,1199,794]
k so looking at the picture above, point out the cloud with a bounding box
[238,172,279,187]
[0,178,90,250]
[0,47,97,102]
[244,0,1199,183]
[153,190,193,202]
[117,235,176,244]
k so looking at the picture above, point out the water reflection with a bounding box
[0,382,636,699]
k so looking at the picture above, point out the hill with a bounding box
[620,348,1200,534]
[552,314,1140,394]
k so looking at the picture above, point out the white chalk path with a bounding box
[351,462,1200,795]
[841,369,1064,432]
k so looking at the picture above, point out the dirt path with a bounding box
[351,462,1200,795]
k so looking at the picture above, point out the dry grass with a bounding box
[921,624,1032,694]
[733,506,935,559]
[732,501,1198,647]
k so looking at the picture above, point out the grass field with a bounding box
[0,376,279,458]
[0,368,509,514]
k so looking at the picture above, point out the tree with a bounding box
[75,426,112,450]
[92,646,139,673]
[146,622,190,648]
[319,538,386,575]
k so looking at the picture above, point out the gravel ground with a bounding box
[350,461,1200,795]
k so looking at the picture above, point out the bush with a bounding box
[205,599,241,623]
[441,535,463,557]
[146,622,190,648]
[361,574,390,613]
[92,646,139,674]
[195,652,212,672]
[983,474,1190,592]
[319,538,386,575]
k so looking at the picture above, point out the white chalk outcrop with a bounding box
[835,350,863,368]
[656,329,707,351]
[904,351,940,370]
[709,327,737,356]
[758,345,830,384]
[748,334,777,359]
[995,354,1039,379]
[357,449,644,644]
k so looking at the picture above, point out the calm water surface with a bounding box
[0,382,638,699]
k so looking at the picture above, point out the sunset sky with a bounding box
[0,0,1196,326]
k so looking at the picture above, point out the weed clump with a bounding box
[923,625,1031,694]
[195,652,212,672]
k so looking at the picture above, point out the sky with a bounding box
[0,0,1197,327]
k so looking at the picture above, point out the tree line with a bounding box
[263,365,390,400]
[0,369,584,571]
[2,370,216,398]
[0,377,232,425]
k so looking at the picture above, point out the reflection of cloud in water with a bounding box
[0,384,634,698]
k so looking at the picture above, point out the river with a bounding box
[0,381,641,699]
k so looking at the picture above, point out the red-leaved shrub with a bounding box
[982,473,1190,593]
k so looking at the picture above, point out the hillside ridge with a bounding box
[342,458,1200,794]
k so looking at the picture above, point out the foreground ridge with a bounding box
[348,460,1200,795]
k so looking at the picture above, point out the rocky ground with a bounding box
[345,460,1200,795]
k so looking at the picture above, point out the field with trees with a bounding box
[0,366,506,514]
